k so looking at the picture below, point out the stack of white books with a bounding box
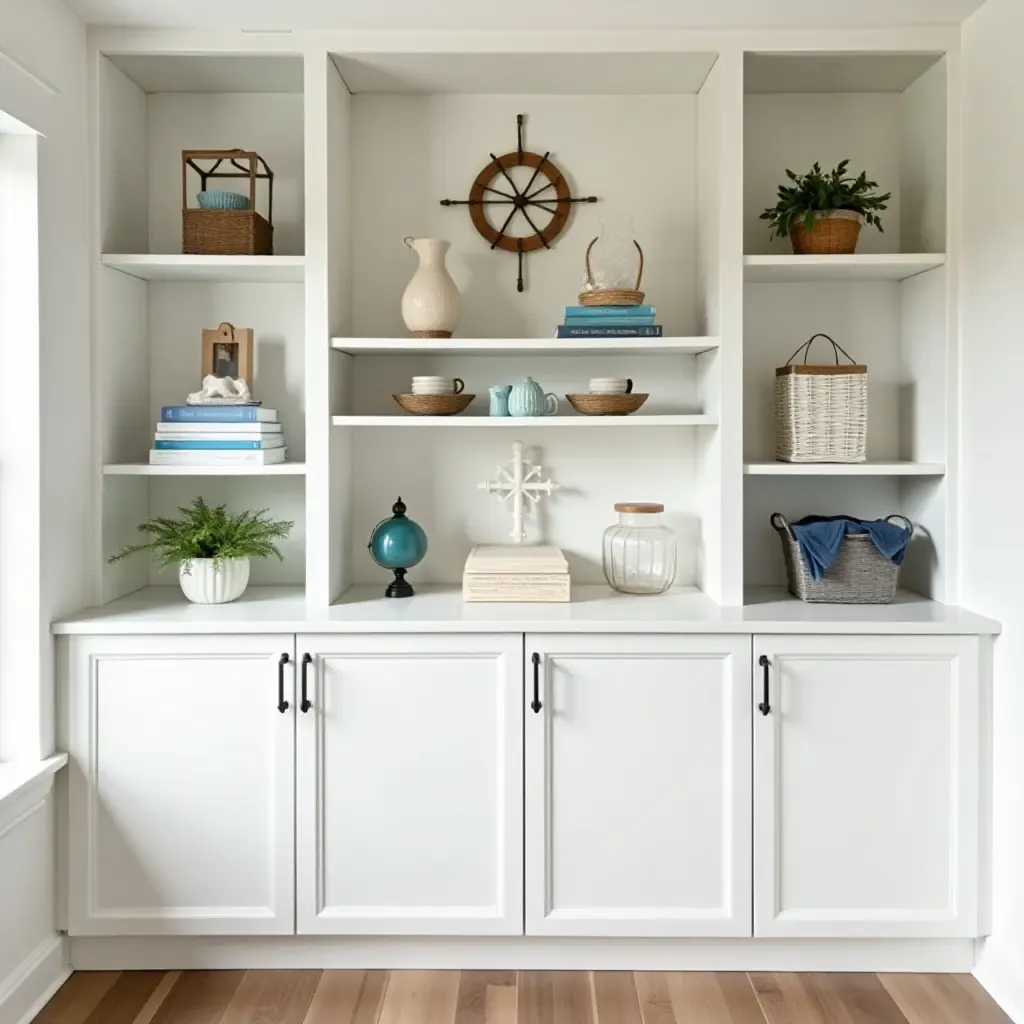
[463,545,570,603]
[150,405,287,466]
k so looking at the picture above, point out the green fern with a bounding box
[108,496,293,572]
[760,160,892,241]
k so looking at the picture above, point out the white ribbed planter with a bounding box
[178,557,250,604]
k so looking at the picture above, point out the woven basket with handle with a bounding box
[772,513,913,604]
[775,333,867,463]
[182,149,274,256]
[578,237,645,306]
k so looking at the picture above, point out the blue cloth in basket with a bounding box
[791,515,910,581]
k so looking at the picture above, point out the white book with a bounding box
[464,545,569,576]
[153,432,286,445]
[156,422,282,434]
[149,448,288,466]
[463,574,571,603]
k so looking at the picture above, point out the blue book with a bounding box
[161,405,277,423]
[153,439,285,450]
[556,325,663,338]
[561,316,656,327]
[565,305,655,318]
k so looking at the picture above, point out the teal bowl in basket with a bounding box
[197,190,250,211]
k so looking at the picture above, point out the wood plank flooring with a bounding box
[32,970,1011,1024]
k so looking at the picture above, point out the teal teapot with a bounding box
[508,377,558,417]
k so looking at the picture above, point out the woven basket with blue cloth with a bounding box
[771,513,914,604]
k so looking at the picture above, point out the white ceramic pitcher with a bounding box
[401,237,461,338]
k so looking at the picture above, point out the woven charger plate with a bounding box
[566,393,648,416]
[393,393,474,416]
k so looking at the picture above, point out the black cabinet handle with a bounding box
[530,652,542,713]
[758,654,771,716]
[300,653,313,713]
[277,652,290,713]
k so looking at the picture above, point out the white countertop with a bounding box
[51,585,1001,636]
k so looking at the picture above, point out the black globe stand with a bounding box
[385,567,414,599]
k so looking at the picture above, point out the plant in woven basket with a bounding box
[760,160,891,242]
[108,497,293,573]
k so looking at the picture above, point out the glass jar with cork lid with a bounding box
[602,503,677,595]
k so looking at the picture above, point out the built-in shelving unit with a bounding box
[744,461,946,476]
[84,38,962,613]
[331,337,720,357]
[331,414,716,428]
[103,463,308,476]
[101,254,306,283]
[743,254,946,282]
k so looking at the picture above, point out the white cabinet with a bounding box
[295,633,523,935]
[753,634,980,938]
[65,634,296,936]
[525,634,752,937]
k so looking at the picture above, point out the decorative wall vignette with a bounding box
[440,113,597,292]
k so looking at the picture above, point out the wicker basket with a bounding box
[789,210,862,254]
[565,393,648,416]
[772,513,913,604]
[182,150,274,256]
[775,334,867,463]
[393,393,474,416]
[578,237,645,306]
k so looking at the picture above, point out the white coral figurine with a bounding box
[187,375,253,405]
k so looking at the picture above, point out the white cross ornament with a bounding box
[478,441,560,543]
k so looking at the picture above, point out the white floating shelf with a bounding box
[104,463,307,476]
[743,254,946,283]
[101,254,306,283]
[331,337,720,357]
[744,461,946,476]
[332,415,715,428]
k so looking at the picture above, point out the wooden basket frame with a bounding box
[182,149,275,224]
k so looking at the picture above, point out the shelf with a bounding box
[51,585,1000,637]
[331,415,716,428]
[744,461,946,477]
[743,254,946,283]
[101,254,306,283]
[331,337,720,357]
[104,463,307,477]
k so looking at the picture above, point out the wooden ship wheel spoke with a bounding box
[441,114,597,291]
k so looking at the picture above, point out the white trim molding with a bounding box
[0,935,69,1024]
[975,939,1024,1024]
[0,755,67,834]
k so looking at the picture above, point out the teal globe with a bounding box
[367,497,427,598]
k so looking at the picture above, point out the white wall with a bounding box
[0,0,89,1012]
[962,0,1024,1018]
[350,93,698,339]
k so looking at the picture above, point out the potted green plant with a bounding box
[108,497,293,604]
[760,160,891,255]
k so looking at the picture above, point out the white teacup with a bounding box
[589,377,633,394]
[412,376,464,395]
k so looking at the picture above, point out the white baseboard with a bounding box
[975,939,1024,1023]
[0,934,69,1024]
[69,936,976,973]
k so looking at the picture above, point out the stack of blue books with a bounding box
[556,305,662,338]
[150,405,287,467]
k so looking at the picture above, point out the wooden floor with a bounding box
[32,969,1013,1024]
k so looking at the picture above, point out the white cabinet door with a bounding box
[753,634,980,938]
[525,633,752,937]
[66,634,296,936]
[296,633,523,935]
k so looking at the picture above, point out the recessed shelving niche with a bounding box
[96,52,308,602]
[741,52,954,601]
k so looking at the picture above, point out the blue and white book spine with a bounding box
[560,315,656,327]
[155,421,282,434]
[160,406,277,423]
[149,448,287,466]
[564,305,655,318]
[556,325,663,338]
[153,438,286,451]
